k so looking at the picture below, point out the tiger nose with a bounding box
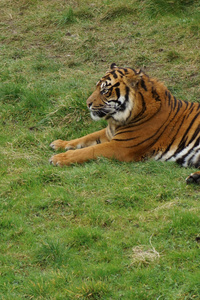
[86,98,93,108]
[87,101,92,109]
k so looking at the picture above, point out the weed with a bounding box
[100,5,136,22]
[75,8,95,21]
[71,227,102,248]
[142,0,199,17]
[34,239,69,267]
[166,50,181,62]
[58,7,76,26]
[135,54,151,67]
[66,279,110,299]
[190,24,199,36]
[27,278,51,298]
[0,82,23,103]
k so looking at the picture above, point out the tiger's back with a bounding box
[111,73,200,168]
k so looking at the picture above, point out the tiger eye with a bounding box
[101,89,109,95]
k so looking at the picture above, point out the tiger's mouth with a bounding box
[89,100,130,122]
[90,107,117,121]
[90,110,107,120]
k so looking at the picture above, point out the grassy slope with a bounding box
[0,0,200,299]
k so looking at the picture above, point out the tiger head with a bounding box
[86,63,162,125]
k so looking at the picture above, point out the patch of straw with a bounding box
[131,235,160,266]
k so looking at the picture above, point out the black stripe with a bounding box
[112,82,120,87]
[130,68,137,74]
[152,87,161,102]
[183,100,189,109]
[111,71,118,79]
[189,124,200,144]
[177,98,182,109]
[140,79,147,91]
[115,129,137,136]
[117,70,124,76]
[160,114,187,160]
[173,96,177,109]
[125,86,130,101]
[173,111,200,155]
[104,82,120,96]
[102,76,111,81]
[167,91,171,106]
[115,88,120,99]
[188,102,195,115]
[96,138,101,144]
[113,137,139,142]
[164,102,199,160]
[178,136,200,167]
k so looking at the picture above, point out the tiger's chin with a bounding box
[90,110,108,121]
[90,112,102,121]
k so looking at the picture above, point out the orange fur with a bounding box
[50,64,200,183]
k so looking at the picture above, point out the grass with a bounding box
[0,0,200,298]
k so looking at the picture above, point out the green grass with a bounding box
[0,0,200,299]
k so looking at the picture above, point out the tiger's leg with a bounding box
[50,129,108,151]
[186,171,200,184]
[49,141,132,166]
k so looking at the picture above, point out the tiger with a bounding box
[50,63,200,184]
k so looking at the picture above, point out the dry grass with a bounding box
[131,235,160,266]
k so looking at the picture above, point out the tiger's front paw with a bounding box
[186,171,200,184]
[50,139,67,150]
[50,139,75,151]
[49,152,72,166]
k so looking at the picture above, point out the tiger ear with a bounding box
[110,63,118,69]
[124,69,144,88]
[136,69,143,75]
